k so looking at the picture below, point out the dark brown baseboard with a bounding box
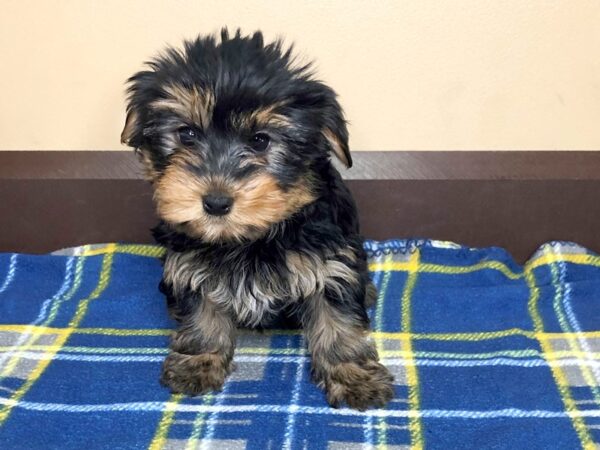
[2,151,599,262]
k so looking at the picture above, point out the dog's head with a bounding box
[122,29,350,243]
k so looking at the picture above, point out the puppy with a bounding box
[121,29,393,410]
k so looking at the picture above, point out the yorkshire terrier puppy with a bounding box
[121,29,393,410]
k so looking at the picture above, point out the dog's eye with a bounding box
[249,133,270,152]
[178,127,197,146]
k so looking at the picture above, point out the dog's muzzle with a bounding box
[202,193,233,216]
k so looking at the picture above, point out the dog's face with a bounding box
[122,30,351,243]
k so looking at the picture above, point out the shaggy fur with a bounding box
[122,29,393,410]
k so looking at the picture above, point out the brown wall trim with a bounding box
[1,151,599,262]
[2,151,600,180]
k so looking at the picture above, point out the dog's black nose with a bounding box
[202,194,233,216]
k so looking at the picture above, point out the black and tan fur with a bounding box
[122,29,393,410]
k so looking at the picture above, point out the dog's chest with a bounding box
[164,248,330,326]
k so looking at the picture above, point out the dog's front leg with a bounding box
[303,289,394,410]
[160,295,236,395]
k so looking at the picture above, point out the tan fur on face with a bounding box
[151,83,215,129]
[154,150,206,222]
[135,148,159,182]
[233,103,291,129]
[154,152,315,242]
[227,173,313,234]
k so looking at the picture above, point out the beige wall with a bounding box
[1,0,599,151]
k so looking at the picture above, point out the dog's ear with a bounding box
[321,100,352,168]
[121,105,158,181]
[121,108,141,147]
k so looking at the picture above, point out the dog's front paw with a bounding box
[160,351,232,396]
[322,360,394,410]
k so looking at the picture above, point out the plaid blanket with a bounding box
[0,240,598,450]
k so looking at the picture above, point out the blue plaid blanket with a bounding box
[0,240,599,449]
